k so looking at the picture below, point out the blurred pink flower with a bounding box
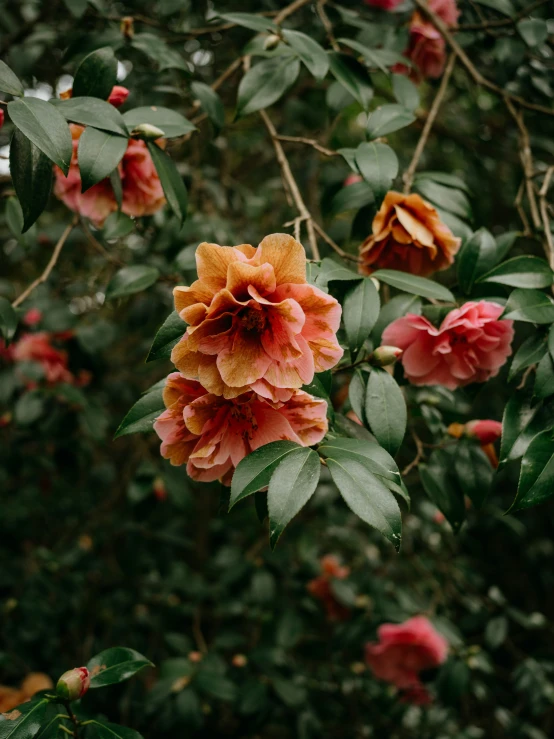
[12,332,75,385]
[344,173,363,187]
[407,18,447,80]
[465,419,502,445]
[308,555,351,622]
[430,0,460,26]
[382,301,514,389]
[23,308,43,326]
[364,0,404,9]
[365,616,448,702]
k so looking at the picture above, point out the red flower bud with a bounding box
[464,420,502,445]
[23,308,42,326]
[369,345,403,367]
[56,667,90,701]
[0,109,4,130]
[343,173,362,187]
[108,86,129,108]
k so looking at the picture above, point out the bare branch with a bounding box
[539,166,554,271]
[275,135,338,158]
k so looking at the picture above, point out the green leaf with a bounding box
[131,34,190,72]
[478,256,553,289]
[63,0,88,18]
[114,383,165,439]
[365,367,406,456]
[195,670,237,701]
[146,311,184,362]
[10,129,53,233]
[15,391,45,425]
[229,441,302,508]
[348,369,366,425]
[110,169,123,209]
[454,439,494,508]
[268,447,320,548]
[78,127,128,192]
[330,180,374,216]
[8,98,72,174]
[499,390,536,463]
[147,142,188,224]
[88,647,153,688]
[52,97,128,136]
[123,107,196,138]
[495,231,519,263]
[83,722,142,739]
[343,277,380,354]
[0,60,24,97]
[190,82,225,130]
[272,678,307,707]
[0,297,18,344]
[0,698,48,739]
[103,211,134,239]
[508,332,546,381]
[534,353,554,399]
[371,269,455,302]
[355,141,398,199]
[106,265,159,300]
[456,228,497,295]
[6,197,24,237]
[72,47,118,100]
[301,370,332,401]
[420,448,466,532]
[414,178,472,221]
[236,57,300,118]
[391,74,419,111]
[175,689,203,728]
[315,257,362,289]
[326,456,401,549]
[337,39,406,74]
[372,293,422,344]
[319,438,404,494]
[518,18,548,47]
[510,429,554,511]
[366,104,415,139]
[282,30,329,80]
[328,52,373,110]
[472,0,515,17]
[503,289,554,323]
[217,12,277,32]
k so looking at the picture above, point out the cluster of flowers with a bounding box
[54,85,166,227]
[367,0,459,80]
[154,234,343,484]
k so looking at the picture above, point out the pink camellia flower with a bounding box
[154,372,328,486]
[171,234,343,401]
[53,124,165,227]
[56,667,90,701]
[430,0,460,26]
[23,308,43,326]
[308,555,351,622]
[12,332,75,385]
[365,616,448,703]
[465,419,502,445]
[364,0,404,10]
[107,85,130,107]
[407,16,447,80]
[382,301,514,390]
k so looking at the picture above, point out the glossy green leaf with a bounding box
[8,98,72,174]
[301,370,332,400]
[478,256,553,289]
[367,104,415,139]
[337,39,405,74]
[217,12,277,32]
[147,142,188,224]
[88,647,153,688]
[282,30,329,80]
[371,269,455,302]
[518,18,548,47]
[131,33,190,71]
[0,60,24,97]
[0,297,18,344]
[9,129,52,233]
[114,383,165,439]
[123,106,196,138]
[103,211,134,239]
[499,389,536,463]
[328,52,373,110]
[0,698,48,739]
[72,47,118,100]
[454,439,494,508]
[236,57,300,118]
[320,438,405,497]
[365,367,406,455]
[5,197,24,237]
[315,257,362,289]
[503,289,554,324]
[355,141,398,199]
[268,447,320,548]
[106,265,160,300]
[146,311,184,362]
[190,82,225,130]
[391,74,419,111]
[494,230,519,263]
[78,127,128,192]
[326,456,401,549]
[348,369,367,426]
[534,353,554,399]
[52,97,128,136]
[343,277,380,354]
[472,0,515,16]
[84,721,142,739]
[508,332,546,381]
[330,180,374,215]
[415,171,470,194]
[372,293,422,344]
[511,429,554,511]
[229,441,302,508]
[414,178,472,221]
[420,448,466,532]
[456,228,497,295]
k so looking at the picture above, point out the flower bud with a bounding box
[120,16,134,39]
[263,34,281,50]
[465,419,502,445]
[56,667,90,701]
[153,476,167,501]
[59,88,73,100]
[108,86,130,108]
[0,109,4,130]
[447,422,465,439]
[343,173,362,187]
[130,123,165,140]
[369,346,403,367]
[232,654,247,668]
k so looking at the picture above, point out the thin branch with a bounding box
[403,53,456,193]
[539,166,554,271]
[12,216,78,308]
[413,0,554,117]
[192,609,208,655]
[317,0,340,51]
[274,0,312,24]
[505,98,542,230]
[275,134,338,158]
[312,222,360,263]
[81,218,124,265]
[454,0,551,31]
[402,431,425,477]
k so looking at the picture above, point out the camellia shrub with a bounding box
[1,0,554,737]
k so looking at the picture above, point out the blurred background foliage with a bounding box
[1,0,554,737]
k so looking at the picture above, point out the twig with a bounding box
[316,0,340,51]
[454,0,551,31]
[312,222,360,263]
[274,0,312,24]
[403,53,456,193]
[402,431,425,477]
[12,216,78,308]
[539,166,554,271]
[505,99,542,230]
[517,364,536,390]
[515,180,532,237]
[192,609,208,654]
[275,135,338,158]
[413,0,554,117]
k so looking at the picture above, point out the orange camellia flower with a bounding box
[154,372,328,486]
[359,192,461,277]
[0,673,53,713]
[171,234,343,401]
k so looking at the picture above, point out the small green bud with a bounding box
[369,345,403,367]
[130,123,165,140]
[263,34,281,50]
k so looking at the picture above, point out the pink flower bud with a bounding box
[153,477,167,501]
[369,345,403,367]
[465,420,502,445]
[23,308,42,326]
[108,86,129,108]
[56,667,90,701]
[343,173,362,187]
[0,109,4,130]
